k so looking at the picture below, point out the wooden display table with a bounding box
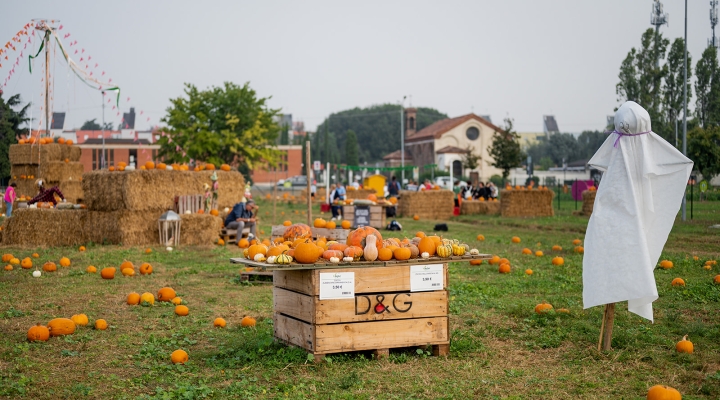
[231,254,490,361]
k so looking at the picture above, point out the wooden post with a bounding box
[306,142,312,226]
[598,303,616,351]
[273,169,277,226]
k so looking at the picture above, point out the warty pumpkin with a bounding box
[27,323,50,342]
[283,223,312,241]
[157,287,177,302]
[48,318,76,336]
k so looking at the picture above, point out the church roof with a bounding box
[406,113,501,143]
[382,149,413,161]
[436,146,469,154]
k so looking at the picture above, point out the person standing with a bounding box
[388,176,400,198]
[4,183,16,217]
[311,180,317,199]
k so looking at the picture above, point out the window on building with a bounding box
[466,127,479,140]
[92,149,97,170]
[408,117,415,130]
[453,160,462,177]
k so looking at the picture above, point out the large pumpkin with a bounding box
[294,241,320,264]
[27,324,50,342]
[346,227,383,249]
[283,223,312,241]
[48,318,76,336]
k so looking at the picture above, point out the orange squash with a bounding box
[393,247,411,261]
[377,247,393,261]
[646,385,681,400]
[322,250,344,260]
[157,287,177,302]
[127,292,141,305]
[175,305,189,316]
[346,227,383,249]
[240,316,256,327]
[344,246,364,261]
[100,267,116,279]
[326,221,337,229]
[42,262,57,272]
[313,218,327,228]
[20,257,32,269]
[171,349,189,364]
[48,318,76,336]
[418,237,436,256]
[534,302,553,314]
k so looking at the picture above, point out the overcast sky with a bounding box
[0,1,714,133]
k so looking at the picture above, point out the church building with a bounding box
[401,108,504,182]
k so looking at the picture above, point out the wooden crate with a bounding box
[341,205,386,229]
[273,264,449,361]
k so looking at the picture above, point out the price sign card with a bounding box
[410,264,444,292]
[319,272,355,300]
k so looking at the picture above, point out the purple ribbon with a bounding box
[606,130,650,147]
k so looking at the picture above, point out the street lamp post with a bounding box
[400,96,407,186]
[101,91,106,169]
[682,0,688,221]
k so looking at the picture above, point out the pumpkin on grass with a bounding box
[127,293,141,305]
[213,318,226,328]
[646,385,681,400]
[171,297,183,305]
[175,305,189,316]
[534,302,553,314]
[525,269,533,275]
[671,278,685,287]
[140,292,155,306]
[122,268,135,276]
[32,253,39,258]
[659,260,674,269]
[1,254,13,263]
[469,259,483,265]
[59,257,71,267]
[488,255,501,265]
[139,263,153,275]
[676,335,693,353]
[171,349,189,364]
[498,264,511,274]
[21,257,32,269]
[4,265,12,271]
[94,319,108,330]
[511,236,521,243]
[240,316,256,327]
[71,314,89,326]
[86,265,97,273]
[521,248,532,255]
[27,324,51,342]
[120,260,134,271]
[9,257,19,265]
[551,257,564,266]
[157,287,177,302]
[43,262,57,272]
[100,267,116,279]
[48,318,76,336]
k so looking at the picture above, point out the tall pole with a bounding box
[101,91,106,169]
[682,0,688,221]
[306,141,312,226]
[44,29,50,136]
[400,96,406,186]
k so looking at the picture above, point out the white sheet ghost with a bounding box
[582,101,693,322]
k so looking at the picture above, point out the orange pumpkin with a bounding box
[42,262,57,272]
[27,323,50,342]
[283,223,312,241]
[295,241,320,264]
[367,194,377,202]
[313,218,327,228]
[344,246,364,261]
[20,257,32,269]
[220,164,231,171]
[86,265,97,273]
[346,227,383,249]
[326,221,337,229]
[499,263,511,274]
[413,215,420,220]
[552,256,564,266]
[139,262,153,275]
[328,243,349,252]
[145,161,155,169]
[175,305,189,316]
[322,250,344,260]
[120,260,134,271]
[127,292,141,305]
[100,267,116,279]
[393,247,411,261]
[47,318,76,336]
[377,247,393,261]
[171,349,189,364]
[157,287,177,302]
[418,237,436,256]
[59,257,71,267]
[341,220,351,229]
[238,238,250,248]
[534,302,553,314]
[522,248,532,255]
[469,259,483,265]
[646,385,682,400]
[240,316,256,327]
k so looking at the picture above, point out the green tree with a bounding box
[81,119,112,130]
[663,38,692,138]
[345,130,359,166]
[0,92,30,182]
[315,104,447,163]
[461,145,481,171]
[576,130,607,160]
[694,46,718,127]
[538,156,554,170]
[688,125,720,181]
[488,118,524,184]
[616,48,640,103]
[158,82,281,179]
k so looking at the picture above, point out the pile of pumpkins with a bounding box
[17,136,74,145]
[27,313,108,342]
[2,253,70,274]
[241,223,478,265]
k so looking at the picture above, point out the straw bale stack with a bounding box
[396,190,454,220]
[499,189,555,217]
[1,208,87,246]
[460,200,501,215]
[581,190,596,216]
[346,188,376,200]
[82,169,245,212]
[180,214,222,245]
[85,210,160,246]
[8,143,81,164]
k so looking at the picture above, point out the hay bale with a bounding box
[82,170,245,212]
[581,190,596,216]
[39,161,84,182]
[180,214,222,245]
[58,180,84,203]
[9,165,39,179]
[9,179,37,198]
[9,144,69,164]
[499,189,555,217]
[460,200,501,215]
[1,208,87,246]
[346,188,376,200]
[396,190,454,220]
[85,210,160,246]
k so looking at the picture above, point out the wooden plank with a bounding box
[314,317,449,354]
[231,255,492,270]
[273,265,447,296]
[273,287,448,324]
[273,313,316,352]
[272,225,287,237]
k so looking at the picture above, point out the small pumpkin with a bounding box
[572,239,582,246]
[344,246,364,261]
[127,292,141,305]
[43,262,57,272]
[32,253,39,258]
[120,260,134,271]
[675,335,693,353]
[329,257,340,263]
[171,349,189,364]
[525,268,533,275]
[574,246,584,254]
[240,316,256,327]
[79,246,86,252]
[406,244,420,259]
[511,236,521,243]
[343,256,354,263]
[238,238,250,249]
[326,221,337,229]
[551,245,562,251]
[9,257,19,265]
[171,297,183,305]
[671,278,685,287]
[341,220,351,229]
[59,257,71,267]
[1,254,13,263]
[140,292,155,306]
[413,215,419,220]
[534,302,553,314]
[20,257,32,269]
[499,263,511,274]
[551,257,564,266]
[94,319,108,330]
[378,247,393,261]
[322,250,344,260]
[276,253,293,264]
[469,259,483,265]
[535,251,544,257]
[436,244,453,258]
[27,323,51,342]
[452,244,466,256]
[86,265,97,273]
[659,260,674,269]
[121,268,135,276]
[418,237,436,256]
[283,223,312,241]
[48,318,76,336]
[139,262,153,275]
[646,385,682,400]
[175,305,189,316]
[100,267,116,279]
[522,248,532,255]
[4,265,12,271]
[313,218,327,228]
[393,247,411,261]
[214,318,227,328]
[71,314,89,326]
[157,287,177,302]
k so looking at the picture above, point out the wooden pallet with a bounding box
[239,270,273,283]
[273,263,450,362]
[221,227,251,245]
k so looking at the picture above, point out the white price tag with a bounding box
[319,272,355,300]
[410,264,444,292]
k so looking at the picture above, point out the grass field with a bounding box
[0,199,718,399]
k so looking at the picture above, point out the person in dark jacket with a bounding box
[224,199,257,238]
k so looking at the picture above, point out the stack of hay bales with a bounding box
[83,169,244,246]
[1,208,88,247]
[8,143,84,202]
[460,200,501,215]
[580,190,596,216]
[499,189,555,217]
[397,190,454,220]
[346,188,376,200]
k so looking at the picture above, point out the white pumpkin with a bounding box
[253,253,266,262]
[266,256,277,264]
[421,252,430,259]
[32,270,41,277]
[166,246,173,252]
[470,249,479,255]
[342,256,354,263]
[329,257,340,263]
